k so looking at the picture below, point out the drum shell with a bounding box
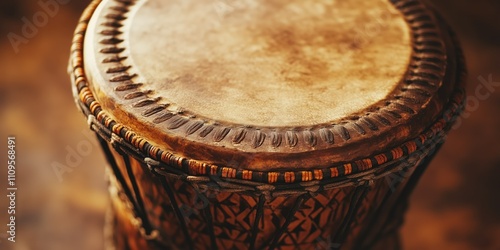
[101,138,442,250]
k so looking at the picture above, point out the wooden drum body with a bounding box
[69,0,466,249]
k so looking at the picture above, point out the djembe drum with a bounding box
[69,0,465,249]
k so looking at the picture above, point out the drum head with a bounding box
[125,0,411,127]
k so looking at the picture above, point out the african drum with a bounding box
[69,0,466,249]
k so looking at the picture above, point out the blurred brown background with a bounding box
[0,0,499,249]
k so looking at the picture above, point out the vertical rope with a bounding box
[194,188,217,250]
[158,177,195,250]
[119,150,153,235]
[97,136,141,219]
[331,182,371,249]
[249,194,266,250]
[268,193,310,250]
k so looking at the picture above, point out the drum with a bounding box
[69,0,465,249]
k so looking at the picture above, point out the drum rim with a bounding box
[69,0,466,185]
